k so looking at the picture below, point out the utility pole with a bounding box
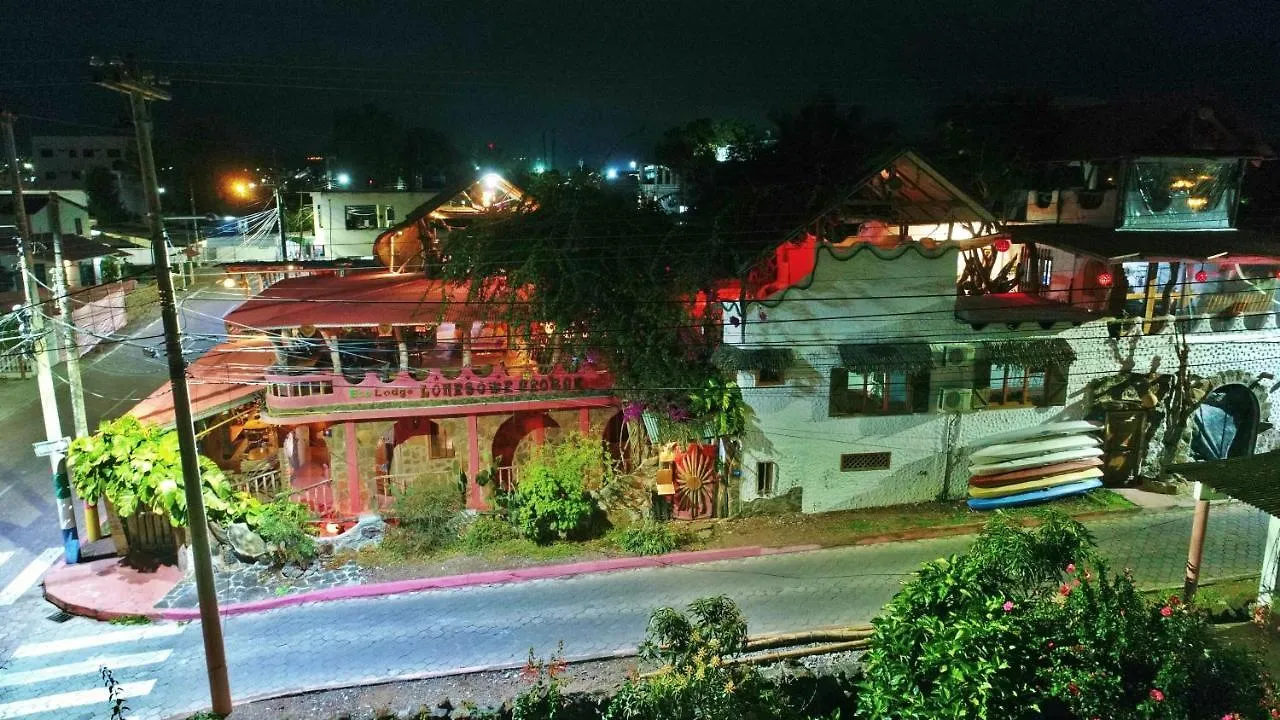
[94,56,232,715]
[2,112,79,562]
[274,184,289,262]
[47,194,100,542]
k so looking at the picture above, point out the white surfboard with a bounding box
[969,421,1101,450]
[970,446,1105,476]
[970,434,1101,463]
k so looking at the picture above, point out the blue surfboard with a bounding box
[966,478,1103,511]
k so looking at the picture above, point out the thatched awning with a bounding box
[712,346,796,373]
[1170,449,1280,518]
[981,338,1076,368]
[837,343,934,375]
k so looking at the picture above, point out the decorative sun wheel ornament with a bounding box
[673,444,717,520]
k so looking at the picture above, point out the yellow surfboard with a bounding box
[968,468,1104,499]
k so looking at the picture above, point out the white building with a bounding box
[29,135,146,216]
[721,146,1279,514]
[309,190,435,259]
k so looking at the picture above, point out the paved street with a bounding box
[0,501,1268,720]
[0,288,241,622]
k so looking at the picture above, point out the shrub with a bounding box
[68,415,258,528]
[605,596,837,720]
[512,434,608,543]
[857,509,1278,720]
[610,522,683,556]
[460,516,521,551]
[387,479,463,554]
[254,499,315,566]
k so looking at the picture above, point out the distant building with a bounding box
[29,135,146,216]
[309,190,436,259]
[636,164,683,214]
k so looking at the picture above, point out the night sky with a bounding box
[5,0,1280,167]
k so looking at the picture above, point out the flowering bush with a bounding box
[858,510,1278,720]
[511,434,609,543]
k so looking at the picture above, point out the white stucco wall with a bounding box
[310,191,435,259]
[729,242,1280,513]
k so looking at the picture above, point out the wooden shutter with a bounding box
[1044,365,1069,406]
[829,368,851,416]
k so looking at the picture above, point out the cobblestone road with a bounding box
[0,503,1269,719]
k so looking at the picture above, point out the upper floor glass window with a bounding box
[829,367,929,416]
[1122,159,1239,230]
[344,204,378,230]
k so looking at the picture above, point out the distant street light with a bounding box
[336,172,351,187]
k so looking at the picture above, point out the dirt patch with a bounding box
[218,655,637,720]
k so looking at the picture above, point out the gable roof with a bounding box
[1034,100,1274,161]
[828,148,998,227]
[379,174,526,237]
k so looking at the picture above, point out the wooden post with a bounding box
[323,331,343,375]
[579,408,590,434]
[1260,515,1280,606]
[344,421,362,514]
[1184,482,1211,601]
[466,414,484,510]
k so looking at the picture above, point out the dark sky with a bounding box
[6,0,1280,168]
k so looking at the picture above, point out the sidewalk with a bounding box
[43,501,1269,622]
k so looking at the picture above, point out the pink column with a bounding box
[466,414,486,510]
[579,408,590,434]
[344,421,362,514]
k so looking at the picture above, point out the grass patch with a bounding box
[108,615,152,626]
[1142,576,1260,623]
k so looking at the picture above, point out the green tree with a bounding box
[84,167,131,224]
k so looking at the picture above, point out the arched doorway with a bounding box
[491,412,561,488]
[602,411,638,473]
[373,417,457,504]
[1191,383,1259,461]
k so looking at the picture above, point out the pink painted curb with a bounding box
[156,543,824,621]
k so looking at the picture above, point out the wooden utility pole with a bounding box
[46,194,100,541]
[2,112,79,562]
[93,56,232,715]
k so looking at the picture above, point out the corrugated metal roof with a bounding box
[1170,449,1280,518]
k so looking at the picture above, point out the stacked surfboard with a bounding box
[967,421,1104,510]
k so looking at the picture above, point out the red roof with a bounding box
[223,272,522,333]
[129,338,272,428]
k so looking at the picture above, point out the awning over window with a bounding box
[712,346,796,372]
[981,338,1076,368]
[837,343,934,375]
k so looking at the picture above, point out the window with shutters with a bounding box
[976,363,1068,407]
[755,461,777,496]
[829,368,930,416]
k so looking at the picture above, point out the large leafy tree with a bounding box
[440,171,721,413]
[84,166,132,224]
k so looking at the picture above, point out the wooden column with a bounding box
[579,407,590,434]
[466,414,485,510]
[322,331,343,374]
[459,324,473,368]
[344,421,362,514]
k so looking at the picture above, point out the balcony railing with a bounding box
[264,362,613,414]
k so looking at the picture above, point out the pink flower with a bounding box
[1059,584,1072,597]
[1068,682,1080,696]
[1150,688,1164,702]
[1169,595,1181,606]
[1066,563,1076,573]
[1002,601,1014,612]
[1161,606,1173,617]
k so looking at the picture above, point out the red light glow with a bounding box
[1096,272,1114,287]
[1194,270,1208,282]
[993,238,1011,253]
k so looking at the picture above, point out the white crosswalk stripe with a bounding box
[0,680,156,719]
[0,551,13,570]
[0,548,61,606]
[11,622,184,658]
[0,622,184,719]
[0,650,172,688]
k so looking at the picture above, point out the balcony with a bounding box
[264,361,614,417]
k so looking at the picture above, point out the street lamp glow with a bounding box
[335,172,351,187]
[533,163,546,175]
[605,167,618,180]
[222,215,236,222]
[158,186,166,194]
[628,160,637,170]
[482,172,502,189]
[221,277,237,289]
